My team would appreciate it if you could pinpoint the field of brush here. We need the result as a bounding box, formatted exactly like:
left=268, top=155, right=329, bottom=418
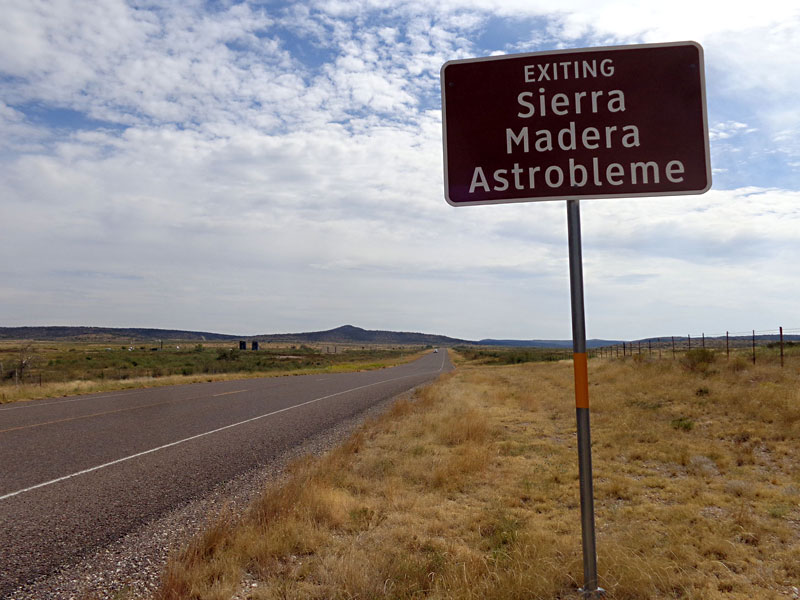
left=0, top=341, right=426, bottom=404
left=151, top=348, right=799, bottom=600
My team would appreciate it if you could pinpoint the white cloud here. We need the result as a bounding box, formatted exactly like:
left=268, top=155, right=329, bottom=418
left=1, top=0, right=799, bottom=339
left=709, top=121, right=754, bottom=141
left=0, top=101, right=51, bottom=152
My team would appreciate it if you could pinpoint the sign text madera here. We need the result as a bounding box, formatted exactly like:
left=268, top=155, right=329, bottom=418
left=441, top=42, right=710, bottom=205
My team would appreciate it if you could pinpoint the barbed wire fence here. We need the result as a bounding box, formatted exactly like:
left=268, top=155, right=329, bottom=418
left=592, top=326, right=800, bottom=367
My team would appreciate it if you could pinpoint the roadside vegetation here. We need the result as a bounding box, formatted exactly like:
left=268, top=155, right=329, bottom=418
left=152, top=348, right=800, bottom=600
left=452, top=345, right=572, bottom=364
left=0, top=342, right=426, bottom=404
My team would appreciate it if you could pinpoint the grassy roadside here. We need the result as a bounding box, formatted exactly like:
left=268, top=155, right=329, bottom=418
left=0, top=347, right=426, bottom=405
left=151, top=350, right=799, bottom=600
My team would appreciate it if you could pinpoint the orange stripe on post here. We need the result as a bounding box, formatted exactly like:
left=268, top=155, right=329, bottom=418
left=573, top=352, right=590, bottom=409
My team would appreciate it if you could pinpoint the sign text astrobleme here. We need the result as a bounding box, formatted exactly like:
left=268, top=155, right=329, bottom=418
left=441, top=42, right=711, bottom=206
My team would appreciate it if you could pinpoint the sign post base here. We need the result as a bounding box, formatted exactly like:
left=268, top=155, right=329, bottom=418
left=579, top=586, right=607, bottom=599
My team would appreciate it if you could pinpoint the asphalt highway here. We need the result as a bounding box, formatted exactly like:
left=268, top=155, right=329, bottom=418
left=0, top=350, right=452, bottom=595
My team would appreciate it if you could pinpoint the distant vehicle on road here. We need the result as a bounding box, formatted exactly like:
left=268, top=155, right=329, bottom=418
left=433, top=349, right=439, bottom=353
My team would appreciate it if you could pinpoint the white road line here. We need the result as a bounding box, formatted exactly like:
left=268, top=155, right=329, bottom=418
left=0, top=367, right=441, bottom=502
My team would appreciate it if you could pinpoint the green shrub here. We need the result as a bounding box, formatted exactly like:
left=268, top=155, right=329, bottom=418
left=681, top=348, right=715, bottom=373
left=729, top=356, right=748, bottom=372
left=216, top=349, right=240, bottom=361
left=671, top=417, right=695, bottom=431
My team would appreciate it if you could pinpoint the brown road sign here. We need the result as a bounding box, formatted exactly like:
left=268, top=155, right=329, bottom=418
left=441, top=41, right=711, bottom=206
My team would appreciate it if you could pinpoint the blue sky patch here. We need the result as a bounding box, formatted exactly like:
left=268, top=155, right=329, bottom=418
left=20, top=105, right=127, bottom=132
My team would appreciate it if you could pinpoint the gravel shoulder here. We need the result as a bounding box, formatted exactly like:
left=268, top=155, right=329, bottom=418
left=8, top=388, right=417, bottom=600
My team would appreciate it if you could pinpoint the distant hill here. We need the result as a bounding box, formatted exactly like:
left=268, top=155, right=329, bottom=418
left=480, top=334, right=800, bottom=348
left=0, top=325, right=468, bottom=346
left=639, top=334, right=800, bottom=343
left=9, top=325, right=783, bottom=349
left=254, top=325, right=469, bottom=346
left=0, top=326, right=238, bottom=342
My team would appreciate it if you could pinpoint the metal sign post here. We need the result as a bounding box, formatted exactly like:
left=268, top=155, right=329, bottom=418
left=440, top=41, right=710, bottom=596
left=567, top=199, right=603, bottom=596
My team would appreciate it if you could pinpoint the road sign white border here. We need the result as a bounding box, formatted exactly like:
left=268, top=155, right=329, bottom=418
left=440, top=41, right=712, bottom=207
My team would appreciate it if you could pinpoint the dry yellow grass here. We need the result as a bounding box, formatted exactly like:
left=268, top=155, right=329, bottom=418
left=154, top=351, right=800, bottom=600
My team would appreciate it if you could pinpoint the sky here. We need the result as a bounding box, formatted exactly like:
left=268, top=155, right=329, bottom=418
left=1, top=0, right=798, bottom=342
